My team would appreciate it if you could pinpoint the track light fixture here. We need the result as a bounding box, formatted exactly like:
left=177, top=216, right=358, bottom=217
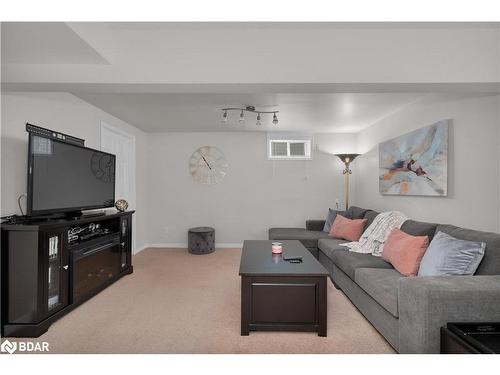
left=221, top=105, right=279, bottom=127
left=272, top=113, right=278, bottom=125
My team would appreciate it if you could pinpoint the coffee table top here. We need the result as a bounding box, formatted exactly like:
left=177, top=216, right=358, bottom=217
left=239, top=240, right=329, bottom=277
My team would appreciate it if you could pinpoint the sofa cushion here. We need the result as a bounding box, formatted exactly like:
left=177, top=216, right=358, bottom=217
left=347, top=206, right=370, bottom=219
left=268, top=228, right=329, bottom=249
left=306, top=220, right=327, bottom=231
left=418, top=231, right=486, bottom=276
left=363, top=210, right=380, bottom=229
left=318, top=239, right=393, bottom=280
left=436, top=224, right=500, bottom=275
left=330, top=215, right=367, bottom=241
left=355, top=268, right=403, bottom=318
left=400, top=220, right=438, bottom=241
left=323, top=209, right=347, bottom=233
left=318, top=238, right=350, bottom=257
left=382, top=228, right=429, bottom=276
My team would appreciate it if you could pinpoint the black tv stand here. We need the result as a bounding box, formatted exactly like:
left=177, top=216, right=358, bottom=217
left=5, top=212, right=70, bottom=223
left=1, top=210, right=135, bottom=337
left=3, top=210, right=108, bottom=224
left=66, top=210, right=106, bottom=220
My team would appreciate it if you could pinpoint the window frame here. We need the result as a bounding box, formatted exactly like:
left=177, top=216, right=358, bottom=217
left=267, top=134, right=313, bottom=160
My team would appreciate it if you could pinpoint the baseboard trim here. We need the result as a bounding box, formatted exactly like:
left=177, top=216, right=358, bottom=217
left=135, top=243, right=243, bottom=253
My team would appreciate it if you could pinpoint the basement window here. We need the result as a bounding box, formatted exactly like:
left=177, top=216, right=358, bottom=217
left=267, top=134, right=313, bottom=160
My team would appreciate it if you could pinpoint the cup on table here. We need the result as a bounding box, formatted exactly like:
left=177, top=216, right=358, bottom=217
left=271, top=242, right=283, bottom=254
left=272, top=253, right=282, bottom=264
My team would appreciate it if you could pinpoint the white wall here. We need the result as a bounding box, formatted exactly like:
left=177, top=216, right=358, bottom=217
left=0, top=92, right=149, bottom=251
left=354, top=94, right=500, bottom=232
left=2, top=92, right=498, bottom=253
left=497, top=30, right=500, bottom=231
left=145, top=132, right=356, bottom=246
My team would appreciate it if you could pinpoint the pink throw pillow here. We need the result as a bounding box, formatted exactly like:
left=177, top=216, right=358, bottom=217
left=329, top=215, right=367, bottom=242
left=382, top=228, right=429, bottom=276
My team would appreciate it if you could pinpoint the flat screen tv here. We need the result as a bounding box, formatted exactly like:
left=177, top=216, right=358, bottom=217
left=27, top=134, right=116, bottom=216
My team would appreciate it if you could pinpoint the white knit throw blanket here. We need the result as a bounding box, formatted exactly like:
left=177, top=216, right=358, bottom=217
left=339, top=211, right=408, bottom=257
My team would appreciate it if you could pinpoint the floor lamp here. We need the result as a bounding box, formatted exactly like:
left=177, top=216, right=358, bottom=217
left=335, top=153, right=360, bottom=210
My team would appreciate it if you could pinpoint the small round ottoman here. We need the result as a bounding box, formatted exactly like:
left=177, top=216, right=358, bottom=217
left=188, top=227, right=215, bottom=255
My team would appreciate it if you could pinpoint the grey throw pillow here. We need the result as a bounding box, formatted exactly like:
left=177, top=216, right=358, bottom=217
left=323, top=209, right=347, bottom=233
left=418, top=231, right=486, bottom=276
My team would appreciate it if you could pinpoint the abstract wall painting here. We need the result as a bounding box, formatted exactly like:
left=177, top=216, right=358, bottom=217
left=379, top=120, right=449, bottom=196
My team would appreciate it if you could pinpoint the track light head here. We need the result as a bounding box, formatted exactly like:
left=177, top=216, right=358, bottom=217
left=222, top=110, right=228, bottom=123
left=239, top=110, right=245, bottom=123
left=272, top=113, right=279, bottom=125
left=256, top=113, right=262, bottom=126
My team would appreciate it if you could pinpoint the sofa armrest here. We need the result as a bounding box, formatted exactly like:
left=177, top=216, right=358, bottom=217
left=398, top=275, right=500, bottom=353
left=306, top=220, right=326, bottom=232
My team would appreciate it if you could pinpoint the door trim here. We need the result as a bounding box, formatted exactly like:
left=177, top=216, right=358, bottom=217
left=100, top=121, right=137, bottom=252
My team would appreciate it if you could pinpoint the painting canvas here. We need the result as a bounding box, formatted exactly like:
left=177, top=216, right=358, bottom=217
left=379, top=120, right=448, bottom=196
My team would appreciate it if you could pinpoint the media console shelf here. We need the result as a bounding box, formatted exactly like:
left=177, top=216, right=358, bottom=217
left=1, top=210, right=134, bottom=337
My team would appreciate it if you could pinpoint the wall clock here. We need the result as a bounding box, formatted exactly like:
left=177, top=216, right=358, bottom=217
left=90, top=152, right=115, bottom=183
left=189, top=146, right=228, bottom=185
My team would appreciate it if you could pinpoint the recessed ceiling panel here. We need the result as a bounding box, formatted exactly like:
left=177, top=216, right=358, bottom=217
left=1, top=22, right=109, bottom=64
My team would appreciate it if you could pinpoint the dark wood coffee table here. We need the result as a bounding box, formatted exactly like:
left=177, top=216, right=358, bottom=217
left=239, top=240, right=329, bottom=336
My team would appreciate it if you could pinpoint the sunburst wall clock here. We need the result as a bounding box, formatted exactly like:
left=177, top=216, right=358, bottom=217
left=189, top=146, right=228, bottom=185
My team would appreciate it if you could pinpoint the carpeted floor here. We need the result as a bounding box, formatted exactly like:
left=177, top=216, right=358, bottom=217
left=7, top=248, right=395, bottom=354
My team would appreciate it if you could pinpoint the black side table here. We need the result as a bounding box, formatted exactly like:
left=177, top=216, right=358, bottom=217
left=441, top=323, right=500, bottom=353
left=188, top=227, right=215, bottom=254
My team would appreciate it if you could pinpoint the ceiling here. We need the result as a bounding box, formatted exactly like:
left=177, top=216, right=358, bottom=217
left=3, top=22, right=499, bottom=86
left=2, top=22, right=499, bottom=133
left=1, top=23, right=108, bottom=64
left=73, top=92, right=425, bottom=133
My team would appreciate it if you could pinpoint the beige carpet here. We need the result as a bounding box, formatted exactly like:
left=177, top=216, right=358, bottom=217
left=8, top=248, right=395, bottom=354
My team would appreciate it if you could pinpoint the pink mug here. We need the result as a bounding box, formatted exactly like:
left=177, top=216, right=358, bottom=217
left=271, top=242, right=283, bottom=254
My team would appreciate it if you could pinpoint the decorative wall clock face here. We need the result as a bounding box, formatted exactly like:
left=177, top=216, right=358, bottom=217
left=189, top=146, right=228, bottom=185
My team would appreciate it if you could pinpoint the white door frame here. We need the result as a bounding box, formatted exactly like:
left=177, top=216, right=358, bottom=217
left=100, top=121, right=137, bottom=252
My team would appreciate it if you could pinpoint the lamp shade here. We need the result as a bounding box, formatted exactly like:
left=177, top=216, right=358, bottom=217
left=335, top=153, right=360, bottom=164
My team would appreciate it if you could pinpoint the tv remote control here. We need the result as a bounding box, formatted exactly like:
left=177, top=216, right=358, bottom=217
left=283, top=255, right=303, bottom=261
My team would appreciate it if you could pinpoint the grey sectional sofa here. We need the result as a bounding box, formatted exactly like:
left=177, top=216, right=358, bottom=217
left=269, top=206, right=500, bottom=353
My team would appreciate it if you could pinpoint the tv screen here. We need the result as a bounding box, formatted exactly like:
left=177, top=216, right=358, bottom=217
left=27, top=134, right=116, bottom=216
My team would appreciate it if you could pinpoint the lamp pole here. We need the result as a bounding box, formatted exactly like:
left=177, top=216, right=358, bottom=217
left=335, top=154, right=360, bottom=210
left=344, top=164, right=351, bottom=210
